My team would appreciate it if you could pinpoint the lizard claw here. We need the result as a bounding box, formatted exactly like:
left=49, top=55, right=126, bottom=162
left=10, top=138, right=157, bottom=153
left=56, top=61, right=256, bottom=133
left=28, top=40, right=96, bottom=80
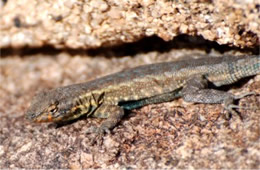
left=86, top=126, right=111, bottom=145
left=86, top=126, right=100, bottom=134
left=86, top=126, right=111, bottom=134
left=223, top=103, right=242, bottom=120
left=222, top=92, right=259, bottom=120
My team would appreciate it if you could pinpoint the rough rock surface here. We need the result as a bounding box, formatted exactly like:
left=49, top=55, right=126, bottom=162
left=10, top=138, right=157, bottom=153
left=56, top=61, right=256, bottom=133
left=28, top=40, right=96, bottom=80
left=0, top=0, right=260, bottom=169
left=0, top=0, right=259, bottom=49
left=0, top=41, right=260, bottom=168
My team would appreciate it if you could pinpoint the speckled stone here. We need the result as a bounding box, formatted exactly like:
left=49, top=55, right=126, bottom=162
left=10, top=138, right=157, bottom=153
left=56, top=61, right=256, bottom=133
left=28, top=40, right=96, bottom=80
left=0, top=46, right=260, bottom=168
left=0, top=0, right=259, bottom=49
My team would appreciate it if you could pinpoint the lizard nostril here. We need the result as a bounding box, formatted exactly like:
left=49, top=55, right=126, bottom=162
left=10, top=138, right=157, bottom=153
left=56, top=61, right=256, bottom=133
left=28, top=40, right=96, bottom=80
left=26, top=112, right=34, bottom=120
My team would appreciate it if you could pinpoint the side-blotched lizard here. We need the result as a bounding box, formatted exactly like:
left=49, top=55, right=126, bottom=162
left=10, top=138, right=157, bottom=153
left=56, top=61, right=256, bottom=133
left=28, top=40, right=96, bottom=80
left=26, top=55, right=260, bottom=134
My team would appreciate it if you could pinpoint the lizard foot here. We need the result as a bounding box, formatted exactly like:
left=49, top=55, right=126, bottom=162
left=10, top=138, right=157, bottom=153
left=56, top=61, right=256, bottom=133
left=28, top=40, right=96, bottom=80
left=223, top=92, right=259, bottom=120
left=86, top=126, right=111, bottom=145
left=86, top=126, right=111, bottom=134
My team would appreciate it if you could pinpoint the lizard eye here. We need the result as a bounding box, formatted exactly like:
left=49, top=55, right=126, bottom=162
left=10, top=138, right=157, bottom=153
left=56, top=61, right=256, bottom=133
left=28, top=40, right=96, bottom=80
left=48, top=101, right=59, bottom=114
left=49, top=107, right=58, bottom=114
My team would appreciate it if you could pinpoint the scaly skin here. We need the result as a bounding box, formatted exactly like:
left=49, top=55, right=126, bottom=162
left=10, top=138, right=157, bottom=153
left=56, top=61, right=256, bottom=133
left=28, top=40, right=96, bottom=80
left=26, top=55, right=260, bottom=133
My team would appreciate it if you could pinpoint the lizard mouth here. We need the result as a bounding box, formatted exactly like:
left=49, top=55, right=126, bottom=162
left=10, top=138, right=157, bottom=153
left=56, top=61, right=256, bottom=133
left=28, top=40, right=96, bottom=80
left=26, top=110, right=52, bottom=123
left=28, top=111, right=66, bottom=123
left=25, top=110, right=38, bottom=121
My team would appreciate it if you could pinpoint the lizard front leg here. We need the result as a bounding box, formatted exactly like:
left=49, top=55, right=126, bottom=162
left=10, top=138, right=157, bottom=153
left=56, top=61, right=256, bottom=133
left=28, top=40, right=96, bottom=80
left=86, top=104, right=125, bottom=134
left=181, top=75, right=253, bottom=118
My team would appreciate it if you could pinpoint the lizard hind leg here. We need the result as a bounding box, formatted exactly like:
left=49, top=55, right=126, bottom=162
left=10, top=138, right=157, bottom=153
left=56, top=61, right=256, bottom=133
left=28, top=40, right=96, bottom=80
left=181, top=75, right=257, bottom=119
left=181, top=75, right=231, bottom=104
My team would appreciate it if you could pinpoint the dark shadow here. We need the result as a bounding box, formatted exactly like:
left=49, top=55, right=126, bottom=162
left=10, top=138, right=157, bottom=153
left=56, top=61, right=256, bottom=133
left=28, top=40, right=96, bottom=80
left=1, top=35, right=259, bottom=58
left=53, top=109, right=133, bottom=129
left=53, top=114, right=90, bottom=129
left=87, top=35, right=260, bottom=57
left=208, top=75, right=255, bottom=91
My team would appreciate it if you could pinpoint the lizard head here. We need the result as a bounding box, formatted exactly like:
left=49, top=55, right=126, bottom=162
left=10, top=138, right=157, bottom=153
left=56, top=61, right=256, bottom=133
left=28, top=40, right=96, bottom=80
left=26, top=87, right=104, bottom=123
left=26, top=88, right=75, bottom=123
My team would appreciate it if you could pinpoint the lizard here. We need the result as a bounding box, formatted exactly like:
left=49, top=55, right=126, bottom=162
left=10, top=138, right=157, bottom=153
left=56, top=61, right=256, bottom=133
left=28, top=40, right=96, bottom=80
left=26, top=55, right=260, bottom=134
